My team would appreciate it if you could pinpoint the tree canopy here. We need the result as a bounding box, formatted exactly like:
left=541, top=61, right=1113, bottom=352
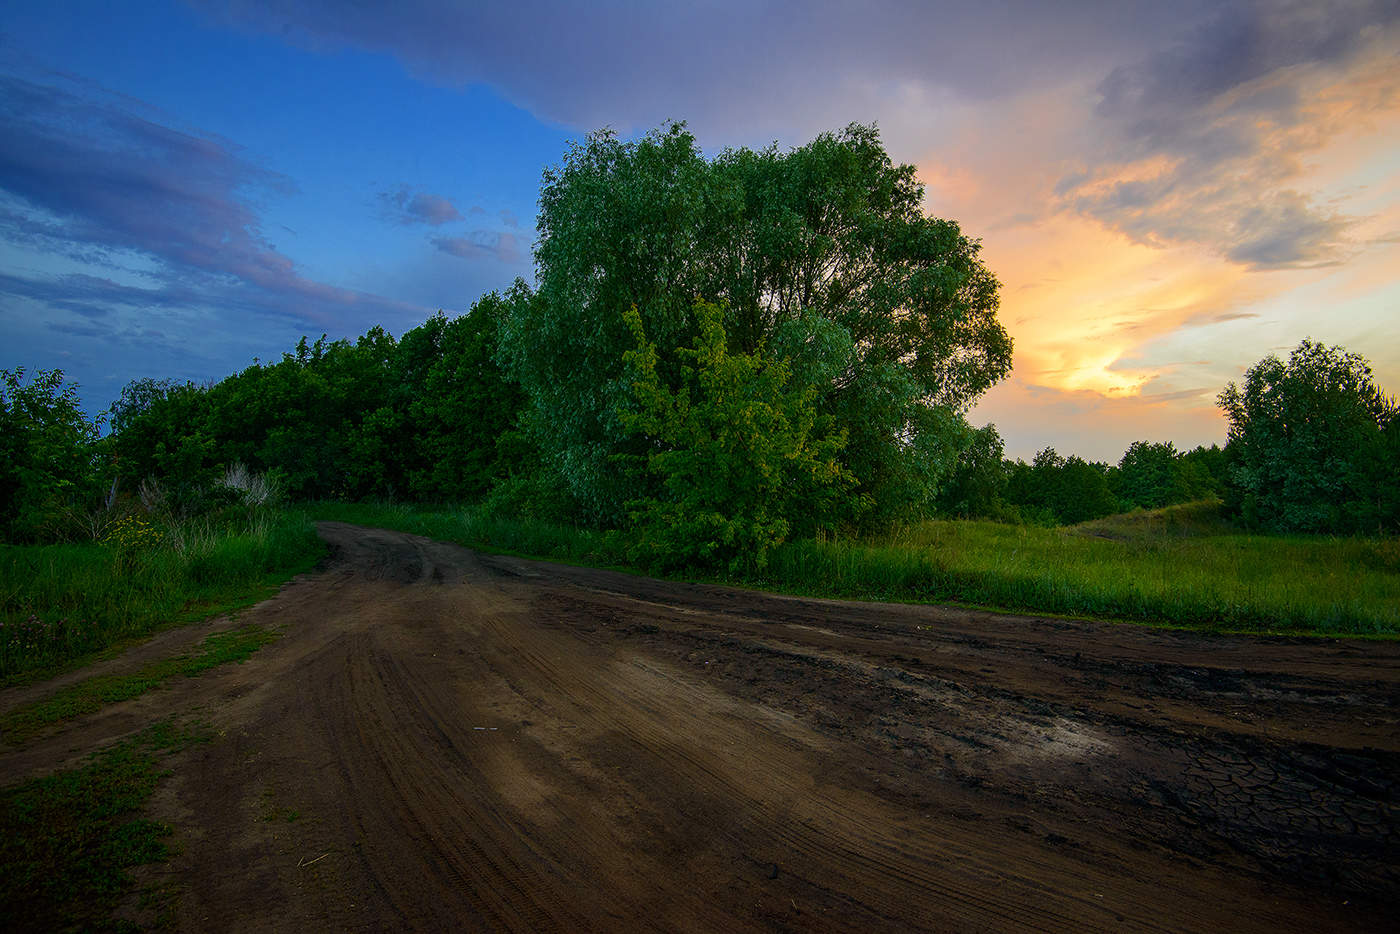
left=1218, top=339, right=1398, bottom=533
left=499, top=121, right=1012, bottom=529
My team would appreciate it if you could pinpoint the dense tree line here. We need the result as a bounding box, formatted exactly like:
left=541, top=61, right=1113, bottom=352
left=934, top=427, right=1229, bottom=527
left=4, top=120, right=1395, bottom=555
left=104, top=293, right=521, bottom=509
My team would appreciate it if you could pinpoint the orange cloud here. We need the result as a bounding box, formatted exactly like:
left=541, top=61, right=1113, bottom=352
left=909, top=32, right=1400, bottom=460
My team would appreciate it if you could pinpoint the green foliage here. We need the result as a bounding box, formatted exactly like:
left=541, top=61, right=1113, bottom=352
left=0, top=510, right=322, bottom=680
left=500, top=121, right=1011, bottom=526
left=616, top=302, right=855, bottom=572
left=935, top=423, right=1008, bottom=518
left=402, top=292, right=525, bottom=501
left=0, top=368, right=103, bottom=542
left=1218, top=339, right=1399, bottom=533
left=764, top=512, right=1398, bottom=635
left=107, top=296, right=525, bottom=505
left=1115, top=441, right=1223, bottom=511
left=1004, top=448, right=1119, bottom=526
left=0, top=719, right=210, bottom=933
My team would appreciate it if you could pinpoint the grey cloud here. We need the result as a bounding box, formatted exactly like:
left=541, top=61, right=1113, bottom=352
left=0, top=72, right=421, bottom=330
left=47, top=320, right=112, bottom=338
left=432, top=231, right=522, bottom=265
left=1096, top=0, right=1397, bottom=125
left=1225, top=192, right=1350, bottom=267
left=58, top=303, right=110, bottom=319
left=194, top=0, right=1215, bottom=140
left=1138, top=387, right=1212, bottom=404
left=1060, top=0, right=1399, bottom=269
left=381, top=186, right=463, bottom=225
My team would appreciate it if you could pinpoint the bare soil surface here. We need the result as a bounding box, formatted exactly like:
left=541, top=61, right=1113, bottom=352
left=3, top=522, right=1398, bottom=932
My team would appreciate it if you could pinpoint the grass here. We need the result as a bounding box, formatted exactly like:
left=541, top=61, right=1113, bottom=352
left=0, top=509, right=323, bottom=682
left=308, top=500, right=1398, bottom=637
left=0, top=718, right=211, bottom=933
left=761, top=503, right=1399, bottom=636
left=0, top=625, right=278, bottom=746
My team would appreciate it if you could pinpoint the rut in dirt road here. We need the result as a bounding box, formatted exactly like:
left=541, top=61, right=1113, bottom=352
left=4, top=521, right=1397, bottom=932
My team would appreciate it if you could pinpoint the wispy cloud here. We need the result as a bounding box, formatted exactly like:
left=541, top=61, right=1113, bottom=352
left=431, top=231, right=522, bottom=265
left=0, top=71, right=419, bottom=329
left=1058, top=1, right=1400, bottom=269
left=380, top=186, right=463, bottom=225
left=194, top=0, right=1209, bottom=138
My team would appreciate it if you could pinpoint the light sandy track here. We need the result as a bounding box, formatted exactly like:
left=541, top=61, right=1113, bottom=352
left=3, top=521, right=1396, bottom=931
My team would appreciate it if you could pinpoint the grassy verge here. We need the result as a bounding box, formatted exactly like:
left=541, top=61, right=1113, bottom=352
left=0, top=625, right=278, bottom=746
left=0, top=510, right=323, bottom=682
left=0, top=718, right=211, bottom=933
left=761, top=507, right=1399, bottom=636
left=308, top=501, right=1398, bottom=636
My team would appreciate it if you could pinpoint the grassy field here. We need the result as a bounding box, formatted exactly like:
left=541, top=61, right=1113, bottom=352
left=309, top=500, right=1398, bottom=636
left=0, top=718, right=210, bottom=933
left=0, top=511, right=324, bottom=682
left=764, top=504, right=1399, bottom=635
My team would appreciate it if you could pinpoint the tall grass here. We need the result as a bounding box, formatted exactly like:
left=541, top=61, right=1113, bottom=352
left=0, top=511, right=324, bottom=680
left=309, top=500, right=1397, bottom=637
left=762, top=504, right=1399, bottom=635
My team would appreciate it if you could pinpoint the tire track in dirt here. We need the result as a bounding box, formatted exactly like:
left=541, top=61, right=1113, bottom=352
left=3, top=521, right=1395, bottom=932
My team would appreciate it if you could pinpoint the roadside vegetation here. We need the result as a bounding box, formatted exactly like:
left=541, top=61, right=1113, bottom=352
left=310, top=500, right=1397, bottom=636
left=0, top=509, right=320, bottom=682
left=1, top=625, right=278, bottom=745
left=0, top=374, right=323, bottom=680
left=768, top=507, right=1399, bottom=635
left=0, top=718, right=210, bottom=933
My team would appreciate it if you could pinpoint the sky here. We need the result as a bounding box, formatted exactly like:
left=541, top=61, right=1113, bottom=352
left=2, top=0, right=1397, bottom=462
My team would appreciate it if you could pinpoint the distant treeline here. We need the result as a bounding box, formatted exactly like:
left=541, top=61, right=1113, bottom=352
left=939, top=431, right=1228, bottom=527
left=4, top=122, right=1397, bottom=564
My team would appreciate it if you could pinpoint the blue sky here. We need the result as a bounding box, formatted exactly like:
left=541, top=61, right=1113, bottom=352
left=2, top=0, right=560, bottom=410
left=3, top=1, right=1398, bottom=461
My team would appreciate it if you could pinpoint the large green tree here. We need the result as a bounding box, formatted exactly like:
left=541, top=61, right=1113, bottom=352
left=499, top=121, right=1012, bottom=526
left=1218, top=339, right=1398, bottom=533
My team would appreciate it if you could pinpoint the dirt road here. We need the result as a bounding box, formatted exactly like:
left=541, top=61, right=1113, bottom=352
left=4, top=522, right=1398, bottom=931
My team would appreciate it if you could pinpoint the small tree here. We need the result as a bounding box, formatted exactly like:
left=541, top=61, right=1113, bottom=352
left=935, top=423, right=1007, bottom=518
left=616, top=301, right=855, bottom=572
left=1116, top=440, right=1191, bottom=510
left=1218, top=339, right=1398, bottom=533
left=0, top=368, right=101, bottom=541
left=1004, top=447, right=1118, bottom=525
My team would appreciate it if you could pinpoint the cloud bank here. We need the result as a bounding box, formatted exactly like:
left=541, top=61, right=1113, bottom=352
left=0, top=70, right=419, bottom=335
